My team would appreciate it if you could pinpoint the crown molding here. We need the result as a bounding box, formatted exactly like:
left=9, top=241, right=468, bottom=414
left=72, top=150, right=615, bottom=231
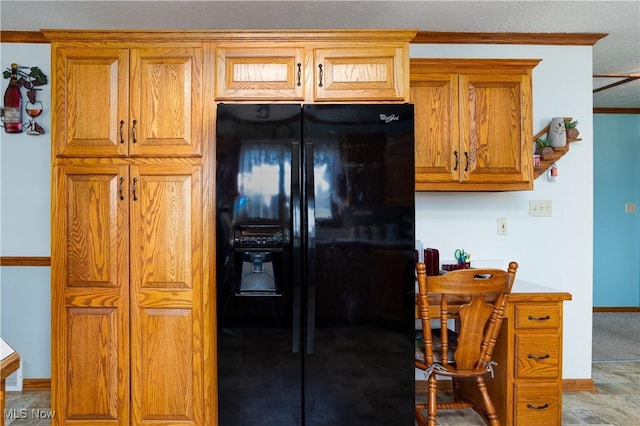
left=412, top=31, right=607, bottom=46
left=1, top=30, right=608, bottom=46
left=0, top=31, right=49, bottom=43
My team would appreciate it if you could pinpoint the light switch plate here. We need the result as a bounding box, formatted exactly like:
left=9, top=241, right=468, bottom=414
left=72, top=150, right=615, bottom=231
left=529, top=200, right=552, bottom=217
left=497, top=218, right=508, bottom=235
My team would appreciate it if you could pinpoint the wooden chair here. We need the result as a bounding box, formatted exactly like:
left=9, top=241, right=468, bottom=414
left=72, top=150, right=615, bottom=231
left=414, top=261, right=518, bottom=426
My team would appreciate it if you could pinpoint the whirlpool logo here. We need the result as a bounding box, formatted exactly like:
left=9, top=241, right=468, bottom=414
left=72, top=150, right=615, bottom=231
left=378, top=114, right=400, bottom=123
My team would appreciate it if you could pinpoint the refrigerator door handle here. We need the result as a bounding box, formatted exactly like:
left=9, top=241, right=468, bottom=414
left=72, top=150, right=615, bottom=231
left=291, top=141, right=302, bottom=354
left=305, top=141, right=317, bottom=354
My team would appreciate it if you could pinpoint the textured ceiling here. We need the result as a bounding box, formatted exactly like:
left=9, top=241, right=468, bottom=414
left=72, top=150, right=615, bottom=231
left=1, top=1, right=639, bottom=108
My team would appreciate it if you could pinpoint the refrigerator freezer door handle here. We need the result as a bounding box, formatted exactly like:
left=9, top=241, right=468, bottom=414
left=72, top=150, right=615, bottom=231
left=291, top=141, right=302, bottom=353
left=305, top=141, right=317, bottom=354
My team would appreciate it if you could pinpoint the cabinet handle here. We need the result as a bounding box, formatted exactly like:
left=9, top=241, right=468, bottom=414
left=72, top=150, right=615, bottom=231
left=132, top=177, right=138, bottom=201
left=464, top=151, right=469, bottom=171
left=297, top=63, right=302, bottom=87
left=318, top=64, right=323, bottom=88
left=118, top=176, right=125, bottom=200
left=528, top=315, right=551, bottom=321
left=132, top=119, right=137, bottom=143
left=527, top=353, right=551, bottom=360
left=526, top=403, right=550, bottom=410
left=119, top=120, right=125, bottom=144
left=453, top=151, right=459, bottom=171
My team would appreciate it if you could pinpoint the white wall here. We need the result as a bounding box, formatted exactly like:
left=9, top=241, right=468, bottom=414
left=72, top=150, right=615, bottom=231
left=411, top=44, right=594, bottom=380
left=0, top=41, right=595, bottom=381
left=0, top=42, right=52, bottom=378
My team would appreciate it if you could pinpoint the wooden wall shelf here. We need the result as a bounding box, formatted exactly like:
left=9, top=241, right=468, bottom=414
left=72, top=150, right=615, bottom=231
left=533, top=117, right=581, bottom=180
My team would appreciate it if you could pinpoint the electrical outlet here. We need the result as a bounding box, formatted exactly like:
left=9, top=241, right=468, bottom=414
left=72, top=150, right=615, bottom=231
left=625, top=203, right=636, bottom=214
left=529, top=200, right=552, bottom=217
left=497, top=218, right=508, bottom=235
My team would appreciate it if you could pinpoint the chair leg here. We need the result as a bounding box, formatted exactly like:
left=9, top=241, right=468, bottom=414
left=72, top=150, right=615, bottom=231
left=475, top=375, right=500, bottom=426
left=451, top=377, right=463, bottom=402
left=414, top=406, right=427, bottom=426
left=427, top=375, right=438, bottom=426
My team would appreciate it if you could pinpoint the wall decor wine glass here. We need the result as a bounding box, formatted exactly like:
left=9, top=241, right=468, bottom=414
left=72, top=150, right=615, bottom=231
left=25, top=98, right=44, bottom=135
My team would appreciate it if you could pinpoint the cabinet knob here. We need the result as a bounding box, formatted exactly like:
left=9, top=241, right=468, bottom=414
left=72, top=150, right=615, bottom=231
left=318, top=64, right=323, bottom=88
left=297, top=63, right=302, bottom=87
left=453, top=151, right=459, bottom=171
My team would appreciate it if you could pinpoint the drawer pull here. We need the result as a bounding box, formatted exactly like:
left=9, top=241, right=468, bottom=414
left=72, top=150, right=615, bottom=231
left=526, top=403, right=550, bottom=410
left=528, top=315, right=551, bottom=321
left=527, top=353, right=550, bottom=360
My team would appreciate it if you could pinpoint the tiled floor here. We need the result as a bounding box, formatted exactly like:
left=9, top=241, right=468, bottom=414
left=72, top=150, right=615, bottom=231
left=4, top=362, right=639, bottom=425
left=4, top=390, right=51, bottom=426
left=414, top=362, right=640, bottom=425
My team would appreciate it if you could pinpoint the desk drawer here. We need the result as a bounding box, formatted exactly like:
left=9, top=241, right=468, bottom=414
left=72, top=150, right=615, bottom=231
left=515, top=334, right=560, bottom=378
left=515, top=383, right=560, bottom=425
left=514, top=303, right=560, bottom=329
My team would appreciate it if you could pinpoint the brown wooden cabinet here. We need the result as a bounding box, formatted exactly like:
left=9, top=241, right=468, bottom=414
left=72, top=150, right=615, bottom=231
left=51, top=160, right=205, bottom=426
left=454, top=289, right=570, bottom=425
left=486, top=294, right=569, bottom=425
left=214, top=31, right=414, bottom=102
left=215, top=46, right=305, bottom=100
left=410, top=59, right=540, bottom=191
left=51, top=162, right=131, bottom=425
left=46, top=29, right=415, bottom=426
left=52, top=43, right=203, bottom=157
left=507, top=301, right=565, bottom=425
left=313, top=46, right=406, bottom=101
left=46, top=30, right=214, bottom=426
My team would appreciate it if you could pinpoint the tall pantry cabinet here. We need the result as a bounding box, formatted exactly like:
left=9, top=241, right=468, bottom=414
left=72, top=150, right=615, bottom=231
left=46, top=31, right=215, bottom=426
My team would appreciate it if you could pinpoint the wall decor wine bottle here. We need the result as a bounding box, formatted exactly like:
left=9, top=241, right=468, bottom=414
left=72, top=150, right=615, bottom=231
left=3, top=63, right=23, bottom=133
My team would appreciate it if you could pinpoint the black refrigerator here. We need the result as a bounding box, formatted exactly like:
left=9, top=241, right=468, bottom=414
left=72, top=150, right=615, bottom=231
left=216, top=103, right=415, bottom=425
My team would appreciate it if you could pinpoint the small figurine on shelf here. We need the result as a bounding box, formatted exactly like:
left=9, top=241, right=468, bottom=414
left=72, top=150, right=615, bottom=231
left=549, top=117, right=567, bottom=147
left=564, top=119, right=580, bottom=139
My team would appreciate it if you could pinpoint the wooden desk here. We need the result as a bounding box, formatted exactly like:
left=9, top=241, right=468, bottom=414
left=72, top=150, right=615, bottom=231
left=417, top=280, right=572, bottom=426
left=1, top=339, right=21, bottom=426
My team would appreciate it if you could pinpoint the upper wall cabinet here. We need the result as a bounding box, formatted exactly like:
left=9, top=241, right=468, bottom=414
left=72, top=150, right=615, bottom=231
left=313, top=46, right=405, bottom=101
left=410, top=59, right=541, bottom=191
left=214, top=30, right=415, bottom=102
left=215, top=46, right=305, bottom=100
left=51, top=43, right=203, bottom=157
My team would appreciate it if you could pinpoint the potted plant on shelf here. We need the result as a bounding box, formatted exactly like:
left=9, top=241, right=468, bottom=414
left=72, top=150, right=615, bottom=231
left=536, top=137, right=554, bottom=160
left=564, top=119, right=580, bottom=139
